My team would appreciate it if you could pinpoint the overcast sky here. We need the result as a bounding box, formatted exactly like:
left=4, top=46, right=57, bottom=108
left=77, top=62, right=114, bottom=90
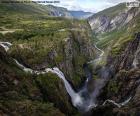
left=33, top=0, right=136, bottom=12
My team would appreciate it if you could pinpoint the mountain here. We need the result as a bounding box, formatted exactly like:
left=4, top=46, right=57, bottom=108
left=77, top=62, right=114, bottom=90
left=0, top=1, right=73, bottom=18
left=88, top=3, right=140, bottom=116
left=46, top=5, right=73, bottom=18
left=0, top=1, right=97, bottom=115
left=70, top=11, right=93, bottom=19
left=45, top=5, right=93, bottom=19
left=0, top=1, right=140, bottom=116
left=0, top=0, right=92, bottom=19
left=88, top=3, right=127, bottom=33
left=88, top=3, right=140, bottom=48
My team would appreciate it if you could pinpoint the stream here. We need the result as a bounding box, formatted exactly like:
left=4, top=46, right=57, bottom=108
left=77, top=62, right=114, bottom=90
left=88, top=44, right=104, bottom=64
left=0, top=41, right=132, bottom=112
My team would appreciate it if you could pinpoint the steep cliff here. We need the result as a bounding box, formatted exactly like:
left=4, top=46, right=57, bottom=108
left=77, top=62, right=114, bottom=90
left=87, top=2, right=140, bottom=115
left=92, top=32, right=140, bottom=116
left=88, top=3, right=140, bottom=49
left=89, top=3, right=140, bottom=34
left=0, top=45, right=68, bottom=115
left=0, top=2, right=99, bottom=115
left=7, top=19, right=96, bottom=88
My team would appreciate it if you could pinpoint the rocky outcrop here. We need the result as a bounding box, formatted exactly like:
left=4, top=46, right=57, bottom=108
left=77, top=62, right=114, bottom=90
left=9, top=24, right=97, bottom=88
left=47, top=5, right=73, bottom=18
left=88, top=3, right=140, bottom=34
left=0, top=45, right=74, bottom=115
left=107, top=33, right=140, bottom=72
left=59, top=30, right=96, bottom=87
left=95, top=33, right=140, bottom=115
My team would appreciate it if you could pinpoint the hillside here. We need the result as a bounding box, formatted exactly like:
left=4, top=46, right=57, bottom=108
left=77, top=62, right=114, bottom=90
left=0, top=1, right=140, bottom=116
left=70, top=11, right=93, bottom=19
left=0, top=1, right=97, bottom=115
left=88, top=3, right=140, bottom=50
left=0, top=1, right=93, bottom=19
left=88, top=3, right=140, bottom=116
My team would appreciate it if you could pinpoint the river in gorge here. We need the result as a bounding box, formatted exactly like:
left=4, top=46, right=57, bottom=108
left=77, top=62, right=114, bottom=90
left=0, top=41, right=132, bottom=112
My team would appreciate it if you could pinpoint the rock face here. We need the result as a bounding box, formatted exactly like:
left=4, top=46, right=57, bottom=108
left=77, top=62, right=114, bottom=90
left=59, top=30, right=96, bottom=87
left=95, top=33, right=140, bottom=115
left=88, top=3, right=140, bottom=34
left=69, top=11, right=93, bottom=19
left=9, top=22, right=97, bottom=88
left=107, top=33, right=140, bottom=72
left=88, top=3, right=140, bottom=115
left=0, top=41, right=81, bottom=115
left=47, top=5, right=93, bottom=19
left=47, top=5, right=73, bottom=18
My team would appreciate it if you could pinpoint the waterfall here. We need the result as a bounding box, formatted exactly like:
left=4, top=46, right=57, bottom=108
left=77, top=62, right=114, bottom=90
left=0, top=41, right=132, bottom=112
left=0, top=42, right=12, bottom=51
left=45, top=68, right=83, bottom=107
left=132, top=49, right=140, bottom=68
left=14, top=59, right=34, bottom=73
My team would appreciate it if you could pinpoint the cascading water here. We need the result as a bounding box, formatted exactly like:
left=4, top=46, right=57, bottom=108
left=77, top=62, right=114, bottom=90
left=45, top=68, right=84, bottom=108
left=0, top=42, right=12, bottom=51
left=0, top=41, right=132, bottom=112
left=132, top=49, right=140, bottom=68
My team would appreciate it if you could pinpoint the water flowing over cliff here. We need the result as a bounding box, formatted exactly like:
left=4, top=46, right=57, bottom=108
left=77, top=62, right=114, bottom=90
left=0, top=2, right=140, bottom=116
left=0, top=41, right=132, bottom=114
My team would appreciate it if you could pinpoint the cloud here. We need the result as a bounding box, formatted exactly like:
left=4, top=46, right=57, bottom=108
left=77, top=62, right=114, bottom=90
left=105, top=0, right=136, bottom=3
left=34, top=0, right=137, bottom=12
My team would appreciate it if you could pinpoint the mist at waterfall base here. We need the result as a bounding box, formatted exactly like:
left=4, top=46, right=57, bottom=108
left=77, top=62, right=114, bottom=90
left=76, top=65, right=112, bottom=112
left=0, top=42, right=114, bottom=112
left=48, top=65, right=113, bottom=112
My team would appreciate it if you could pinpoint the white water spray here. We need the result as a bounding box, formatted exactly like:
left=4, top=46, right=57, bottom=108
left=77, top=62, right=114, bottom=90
left=45, top=68, right=84, bottom=107
left=0, top=41, right=132, bottom=112
left=132, top=48, right=140, bottom=68
left=0, top=42, right=12, bottom=51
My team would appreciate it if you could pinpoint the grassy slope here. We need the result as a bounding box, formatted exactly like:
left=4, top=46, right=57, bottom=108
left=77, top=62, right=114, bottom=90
left=0, top=2, right=93, bottom=115
left=0, top=1, right=94, bottom=87
left=0, top=46, right=66, bottom=116
left=89, top=3, right=126, bottom=19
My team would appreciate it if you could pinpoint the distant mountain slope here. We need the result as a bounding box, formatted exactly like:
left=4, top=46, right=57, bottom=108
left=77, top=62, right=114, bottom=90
left=88, top=3, right=140, bottom=116
left=0, top=1, right=92, bottom=19
left=0, top=1, right=72, bottom=18
left=0, top=2, right=96, bottom=115
left=46, top=5, right=72, bottom=18
left=88, top=3, right=128, bottom=34
left=70, top=11, right=93, bottom=19
left=88, top=3, right=140, bottom=49
left=44, top=5, right=93, bottom=19
left=0, top=1, right=50, bottom=15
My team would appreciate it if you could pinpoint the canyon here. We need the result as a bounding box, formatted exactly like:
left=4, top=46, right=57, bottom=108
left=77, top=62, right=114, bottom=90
left=0, top=2, right=140, bottom=116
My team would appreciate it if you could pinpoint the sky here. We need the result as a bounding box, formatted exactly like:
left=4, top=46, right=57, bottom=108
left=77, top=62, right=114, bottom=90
left=33, top=0, right=136, bottom=12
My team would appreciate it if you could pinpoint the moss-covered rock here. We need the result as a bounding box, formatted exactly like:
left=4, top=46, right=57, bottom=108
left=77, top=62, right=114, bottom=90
left=0, top=47, right=66, bottom=115
left=36, top=73, right=76, bottom=115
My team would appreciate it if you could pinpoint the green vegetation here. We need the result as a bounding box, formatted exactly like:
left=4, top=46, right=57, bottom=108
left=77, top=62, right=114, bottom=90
left=91, top=3, right=126, bottom=19
left=90, top=3, right=140, bottom=58
left=95, top=12, right=140, bottom=56
left=0, top=47, right=65, bottom=115
left=107, top=80, right=120, bottom=94
left=0, top=2, right=95, bottom=115
left=36, top=73, right=76, bottom=115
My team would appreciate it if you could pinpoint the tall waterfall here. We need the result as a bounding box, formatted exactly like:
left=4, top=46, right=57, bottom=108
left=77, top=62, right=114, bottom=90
left=46, top=68, right=84, bottom=108
left=0, top=41, right=131, bottom=112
